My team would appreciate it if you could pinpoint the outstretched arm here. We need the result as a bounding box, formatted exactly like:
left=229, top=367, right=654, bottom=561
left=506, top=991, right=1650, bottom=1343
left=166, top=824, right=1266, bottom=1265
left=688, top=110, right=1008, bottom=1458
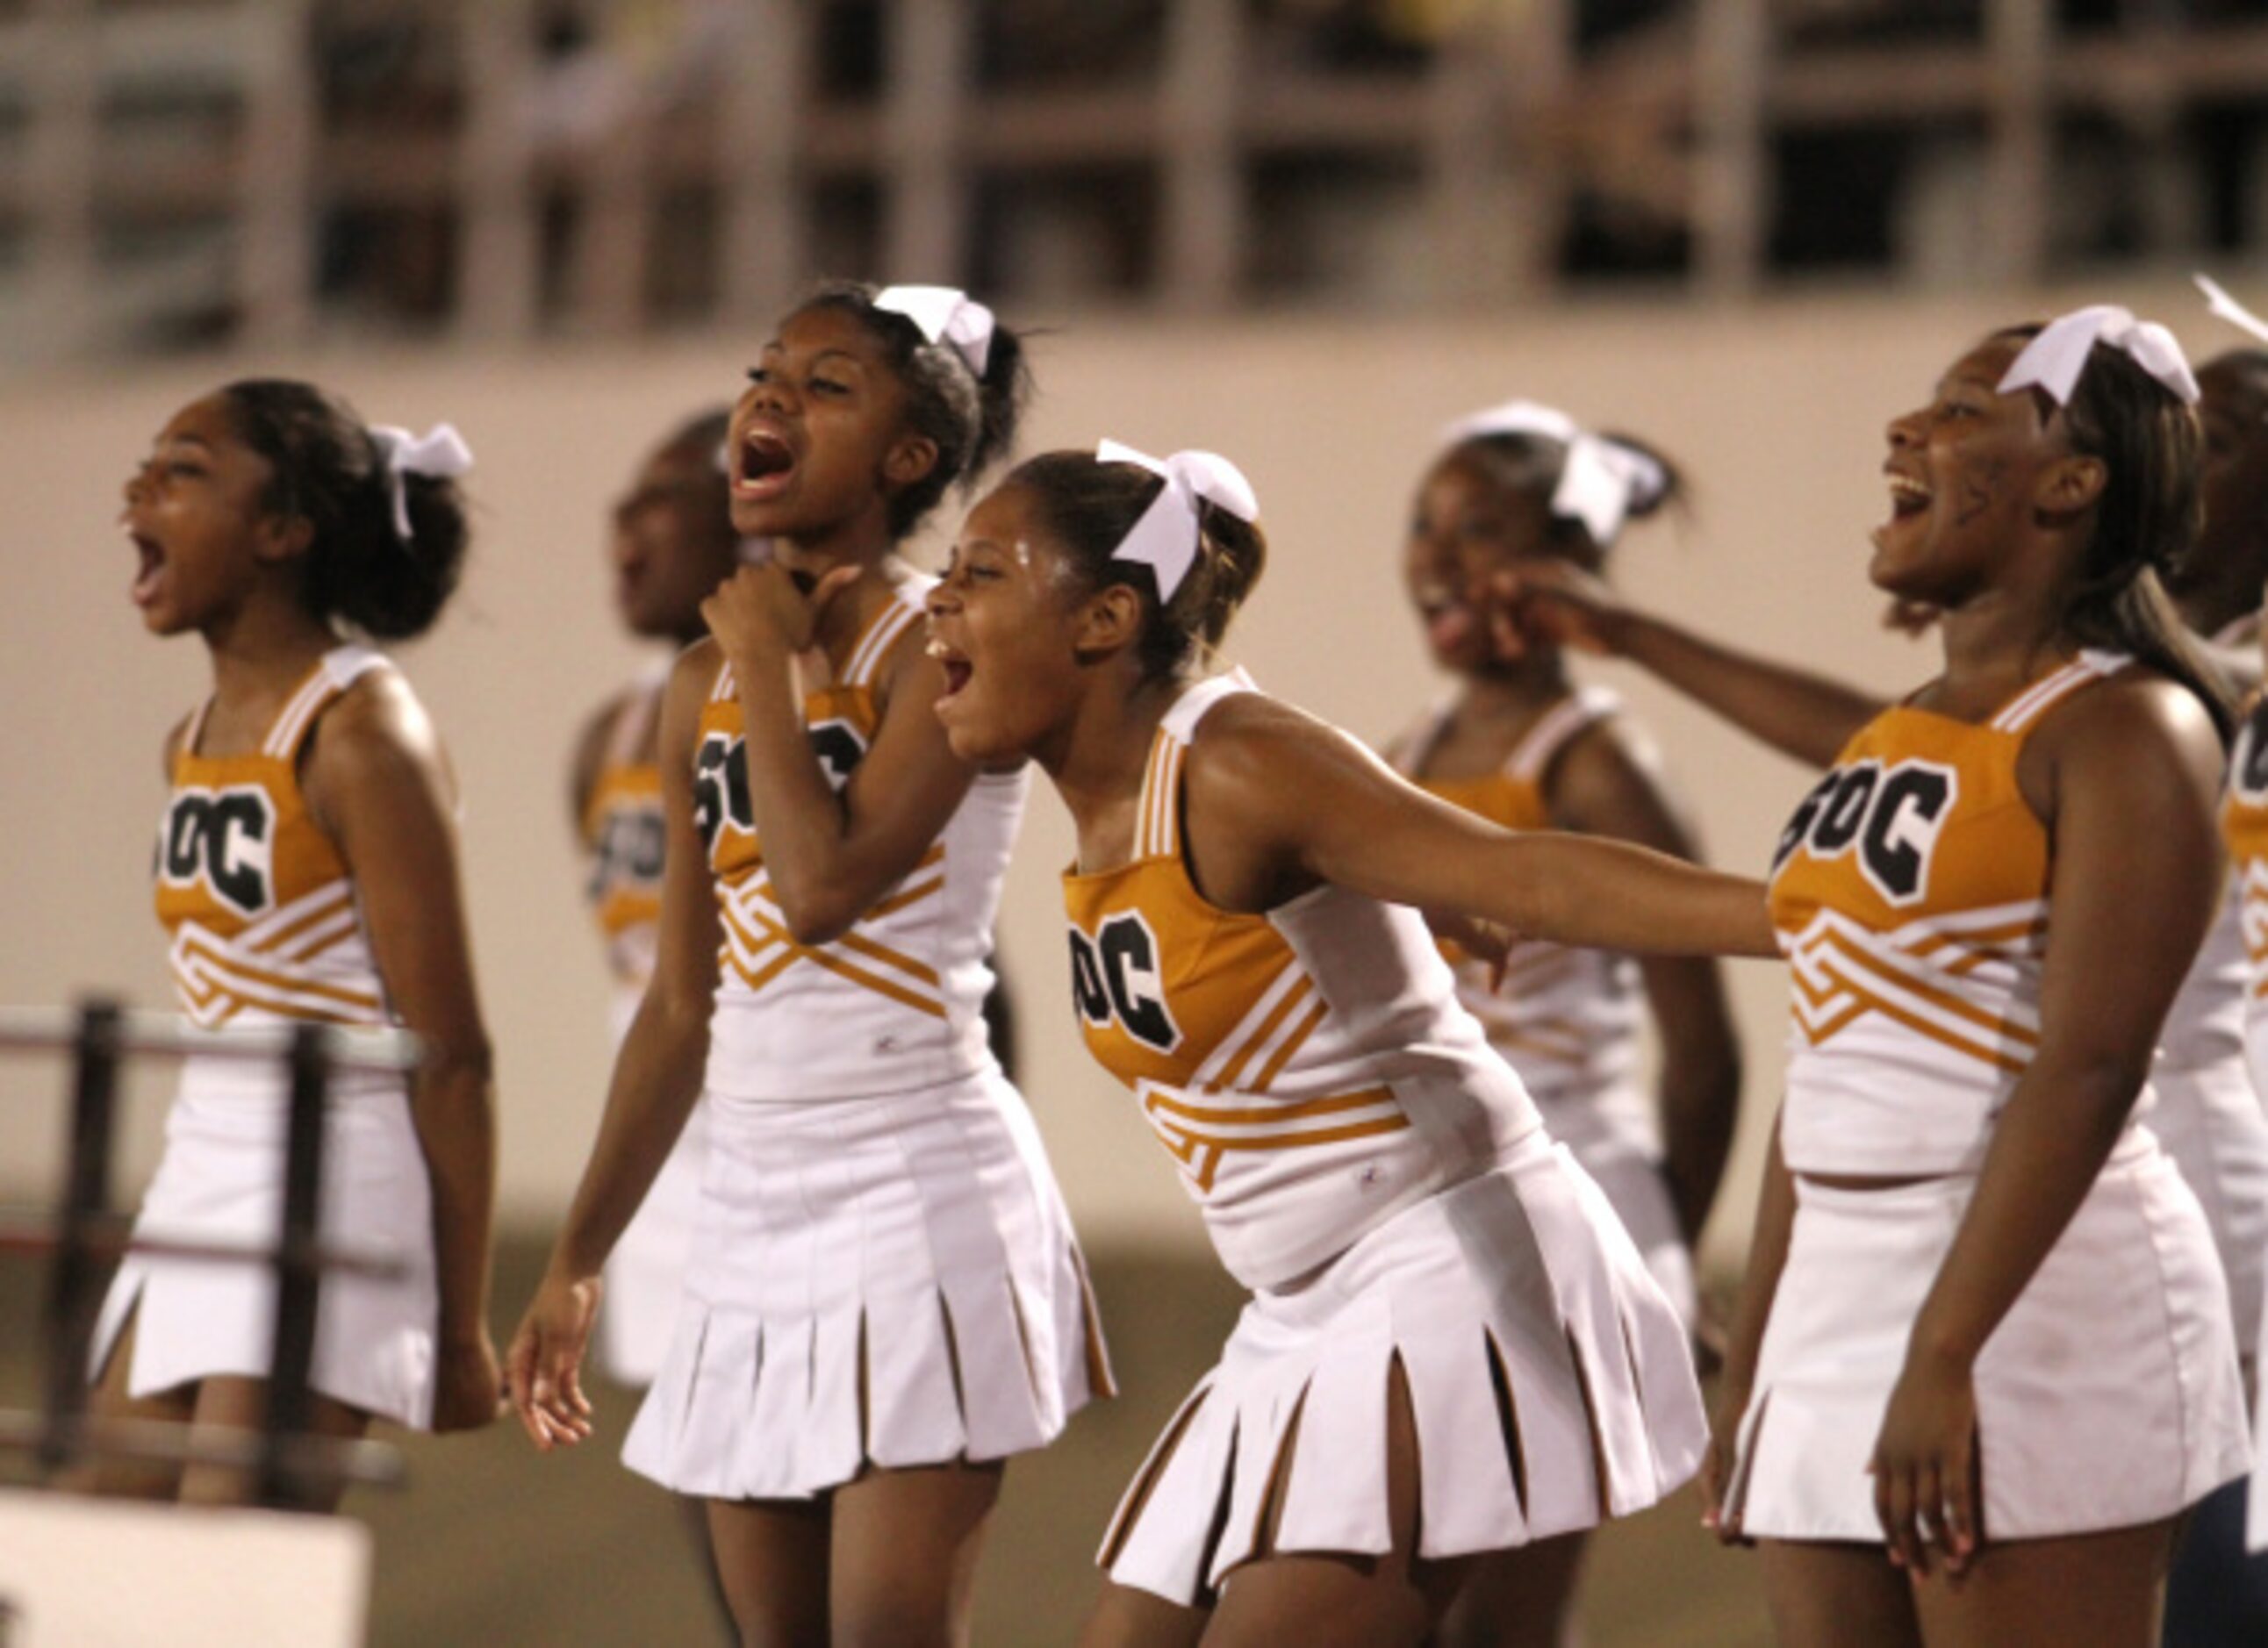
left=1511, top=562, right=1887, bottom=768
left=1181, top=695, right=1780, bottom=959
left=1867, top=677, right=2226, bottom=1575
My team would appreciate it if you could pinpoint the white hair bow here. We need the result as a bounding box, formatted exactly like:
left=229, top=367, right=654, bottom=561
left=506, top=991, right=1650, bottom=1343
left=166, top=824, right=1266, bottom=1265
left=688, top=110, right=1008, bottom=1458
left=1997, top=305, right=2200, bottom=408
left=369, top=423, right=474, bottom=543
left=1097, top=439, right=1260, bottom=603
left=874, top=284, right=995, bottom=376
left=2195, top=272, right=2268, bottom=348
left=1437, top=399, right=1669, bottom=547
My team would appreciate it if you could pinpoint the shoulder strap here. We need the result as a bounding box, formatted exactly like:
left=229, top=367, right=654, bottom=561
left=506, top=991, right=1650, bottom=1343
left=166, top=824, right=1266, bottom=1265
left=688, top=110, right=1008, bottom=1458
left=606, top=671, right=669, bottom=767
left=178, top=699, right=214, bottom=762
left=1136, top=672, right=1254, bottom=860
left=710, top=655, right=736, bottom=702
left=1988, top=650, right=2130, bottom=735
left=1508, top=685, right=1620, bottom=783
left=1386, top=699, right=1455, bottom=777
left=844, top=580, right=933, bottom=691
left=261, top=645, right=389, bottom=760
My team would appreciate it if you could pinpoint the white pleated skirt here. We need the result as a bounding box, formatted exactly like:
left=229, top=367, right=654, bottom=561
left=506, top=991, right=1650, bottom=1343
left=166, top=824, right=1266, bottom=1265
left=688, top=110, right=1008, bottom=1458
left=1099, top=1129, right=1706, bottom=1606
left=1726, top=1135, right=2249, bottom=1544
left=598, top=1099, right=710, bottom=1388
left=621, top=1065, right=1110, bottom=1500
left=1534, top=1091, right=1694, bottom=1331
left=2149, top=1058, right=2268, bottom=1359
left=88, top=1065, right=440, bottom=1430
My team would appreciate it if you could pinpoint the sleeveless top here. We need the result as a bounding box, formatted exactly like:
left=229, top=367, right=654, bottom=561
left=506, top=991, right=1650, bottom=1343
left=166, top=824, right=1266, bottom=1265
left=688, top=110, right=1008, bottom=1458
left=1769, top=650, right=2136, bottom=1175
left=1392, top=687, right=1649, bottom=1150
left=696, top=577, right=1026, bottom=1100
left=157, top=646, right=398, bottom=1106
left=1063, top=673, right=1542, bottom=1290
left=581, top=670, right=667, bottom=1037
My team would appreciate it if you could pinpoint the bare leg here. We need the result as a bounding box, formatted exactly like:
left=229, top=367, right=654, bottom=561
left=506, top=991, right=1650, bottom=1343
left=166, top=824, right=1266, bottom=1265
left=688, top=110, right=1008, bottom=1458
left=828, top=1459, right=1004, bottom=1648
left=1909, top=1519, right=2175, bottom=1648
left=1757, top=1540, right=1922, bottom=1648
left=707, top=1494, right=830, bottom=1648
left=1432, top=1531, right=1590, bottom=1648
left=176, top=1375, right=371, bottom=1511
left=51, top=1309, right=195, bottom=1501
left=1200, top=1358, right=1471, bottom=1647
left=1080, top=1582, right=1211, bottom=1648
left=675, top=1492, right=738, bottom=1644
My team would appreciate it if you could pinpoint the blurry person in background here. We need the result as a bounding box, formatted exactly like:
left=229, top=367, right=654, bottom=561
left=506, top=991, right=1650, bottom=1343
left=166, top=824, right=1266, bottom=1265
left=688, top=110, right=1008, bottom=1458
left=72, top=381, right=500, bottom=1507
left=567, top=406, right=741, bottom=1630
left=1385, top=402, right=1744, bottom=1647
left=568, top=406, right=738, bottom=1397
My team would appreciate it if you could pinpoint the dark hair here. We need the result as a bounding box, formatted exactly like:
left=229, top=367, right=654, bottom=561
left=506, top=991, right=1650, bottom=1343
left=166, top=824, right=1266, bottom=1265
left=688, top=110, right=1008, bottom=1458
left=1444, top=425, right=1684, bottom=559
left=219, top=379, right=470, bottom=641
left=1005, top=448, right=1267, bottom=680
left=793, top=281, right=1033, bottom=537
left=2203, top=347, right=2268, bottom=391
left=1996, top=325, right=2236, bottom=742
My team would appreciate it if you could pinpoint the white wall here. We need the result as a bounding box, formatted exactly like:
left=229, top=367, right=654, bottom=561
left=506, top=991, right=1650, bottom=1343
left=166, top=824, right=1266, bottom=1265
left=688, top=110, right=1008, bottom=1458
left=0, top=280, right=2217, bottom=1268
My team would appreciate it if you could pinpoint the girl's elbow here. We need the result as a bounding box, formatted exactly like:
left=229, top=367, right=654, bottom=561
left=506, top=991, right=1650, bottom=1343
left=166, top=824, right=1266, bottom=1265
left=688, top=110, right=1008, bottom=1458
left=775, top=887, right=858, bottom=946
left=415, top=1032, right=494, bottom=1091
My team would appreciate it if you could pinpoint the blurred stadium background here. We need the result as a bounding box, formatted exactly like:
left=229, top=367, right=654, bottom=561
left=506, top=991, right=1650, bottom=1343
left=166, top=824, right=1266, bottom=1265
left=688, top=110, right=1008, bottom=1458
left=3, top=3, right=2266, bottom=1644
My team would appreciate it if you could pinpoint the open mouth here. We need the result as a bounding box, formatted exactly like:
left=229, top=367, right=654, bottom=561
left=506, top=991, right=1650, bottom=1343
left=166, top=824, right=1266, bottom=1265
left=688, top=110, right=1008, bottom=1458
left=1886, top=472, right=1933, bottom=520
left=1414, top=587, right=1477, bottom=653
left=129, top=530, right=166, bottom=606
left=735, top=429, right=797, bottom=498
left=926, top=636, right=974, bottom=699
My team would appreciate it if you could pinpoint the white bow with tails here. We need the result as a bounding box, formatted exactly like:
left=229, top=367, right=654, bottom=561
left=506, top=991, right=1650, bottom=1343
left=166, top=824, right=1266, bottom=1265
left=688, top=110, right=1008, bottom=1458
left=370, top=423, right=475, bottom=543
left=1097, top=439, right=1261, bottom=603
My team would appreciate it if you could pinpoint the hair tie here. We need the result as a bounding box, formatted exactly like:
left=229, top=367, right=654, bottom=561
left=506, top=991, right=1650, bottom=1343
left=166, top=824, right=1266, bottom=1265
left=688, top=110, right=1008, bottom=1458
left=1096, top=439, right=1260, bottom=603
left=873, top=284, right=994, bottom=376
left=369, top=423, right=474, bottom=543
left=1997, top=305, right=2200, bottom=407
left=1437, top=399, right=1668, bottom=547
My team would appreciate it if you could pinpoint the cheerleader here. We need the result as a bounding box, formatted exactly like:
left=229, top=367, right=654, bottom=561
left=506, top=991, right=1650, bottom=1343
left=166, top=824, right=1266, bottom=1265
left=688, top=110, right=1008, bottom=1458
left=922, top=441, right=1772, bottom=1642
left=568, top=406, right=738, bottom=1388
left=1504, top=348, right=2268, bottom=1415
left=1386, top=403, right=1742, bottom=1646
left=1667, top=310, right=2244, bottom=1646
left=78, top=381, right=499, bottom=1507
left=509, top=283, right=1106, bottom=1646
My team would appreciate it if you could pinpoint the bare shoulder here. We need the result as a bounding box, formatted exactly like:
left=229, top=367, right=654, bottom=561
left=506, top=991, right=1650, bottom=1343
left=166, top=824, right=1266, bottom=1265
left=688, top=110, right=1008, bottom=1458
left=2032, top=669, right=2222, bottom=777
left=670, top=634, right=723, bottom=699
left=311, top=665, right=445, bottom=783
left=1183, top=688, right=1391, bottom=812
left=1551, top=710, right=1673, bottom=814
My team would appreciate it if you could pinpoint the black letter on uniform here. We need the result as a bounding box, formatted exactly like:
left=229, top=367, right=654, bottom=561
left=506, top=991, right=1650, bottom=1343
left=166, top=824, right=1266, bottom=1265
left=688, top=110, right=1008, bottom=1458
left=1068, top=929, right=1110, bottom=1025
left=1861, top=766, right=1953, bottom=903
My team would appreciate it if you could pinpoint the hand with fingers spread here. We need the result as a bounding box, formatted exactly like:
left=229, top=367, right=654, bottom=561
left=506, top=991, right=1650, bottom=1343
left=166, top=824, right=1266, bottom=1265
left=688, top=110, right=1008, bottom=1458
left=506, top=1268, right=602, bottom=1451
left=1869, top=1344, right=1980, bottom=1578
left=700, top=561, right=863, bottom=669
left=432, top=1329, right=507, bottom=1433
